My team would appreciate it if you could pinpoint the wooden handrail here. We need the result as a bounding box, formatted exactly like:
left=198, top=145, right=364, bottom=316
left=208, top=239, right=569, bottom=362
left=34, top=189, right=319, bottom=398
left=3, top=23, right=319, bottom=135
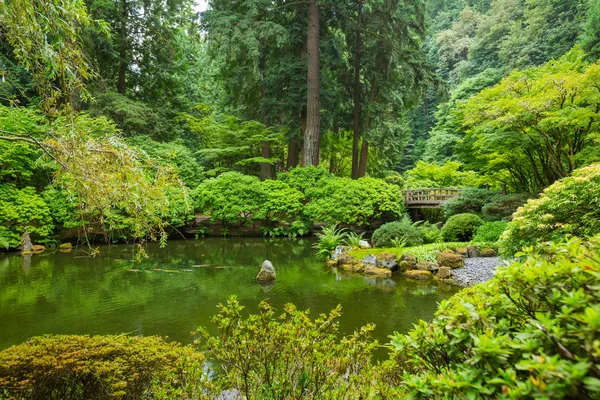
left=402, top=188, right=463, bottom=206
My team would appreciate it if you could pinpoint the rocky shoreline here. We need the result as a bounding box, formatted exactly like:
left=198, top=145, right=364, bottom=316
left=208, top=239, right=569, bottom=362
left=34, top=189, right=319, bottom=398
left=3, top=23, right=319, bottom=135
left=327, top=244, right=501, bottom=286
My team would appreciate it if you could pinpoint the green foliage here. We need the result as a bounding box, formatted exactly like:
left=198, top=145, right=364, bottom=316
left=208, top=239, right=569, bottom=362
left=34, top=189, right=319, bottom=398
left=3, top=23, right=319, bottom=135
left=413, top=221, right=443, bottom=244
left=442, top=189, right=497, bottom=218
left=388, top=235, right=600, bottom=399
left=344, top=231, right=365, bottom=248
left=314, top=225, right=348, bottom=259
left=277, top=166, right=332, bottom=193
left=0, top=335, right=205, bottom=399
left=440, top=213, right=484, bottom=242
left=462, top=47, right=600, bottom=192
left=405, top=161, right=485, bottom=188
left=0, top=184, right=53, bottom=248
left=372, top=217, right=423, bottom=248
left=305, top=177, right=404, bottom=227
left=481, top=192, right=533, bottom=221
left=195, top=296, right=379, bottom=399
left=500, top=163, right=600, bottom=256
left=473, top=221, right=508, bottom=242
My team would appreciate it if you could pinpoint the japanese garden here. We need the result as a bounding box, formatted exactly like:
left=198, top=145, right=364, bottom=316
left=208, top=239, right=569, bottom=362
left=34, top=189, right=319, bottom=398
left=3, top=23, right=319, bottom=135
left=0, top=0, right=600, bottom=398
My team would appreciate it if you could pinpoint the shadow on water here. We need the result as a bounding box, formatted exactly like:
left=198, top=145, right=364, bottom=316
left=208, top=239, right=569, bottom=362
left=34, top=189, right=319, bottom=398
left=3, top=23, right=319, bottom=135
left=0, top=238, right=460, bottom=357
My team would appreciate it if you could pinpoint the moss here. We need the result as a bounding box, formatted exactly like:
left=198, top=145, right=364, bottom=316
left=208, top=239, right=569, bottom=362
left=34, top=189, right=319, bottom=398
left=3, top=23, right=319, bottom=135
left=349, top=242, right=499, bottom=263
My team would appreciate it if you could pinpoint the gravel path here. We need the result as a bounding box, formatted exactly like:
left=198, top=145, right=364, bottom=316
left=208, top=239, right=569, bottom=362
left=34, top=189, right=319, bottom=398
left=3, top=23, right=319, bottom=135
left=452, top=257, right=503, bottom=286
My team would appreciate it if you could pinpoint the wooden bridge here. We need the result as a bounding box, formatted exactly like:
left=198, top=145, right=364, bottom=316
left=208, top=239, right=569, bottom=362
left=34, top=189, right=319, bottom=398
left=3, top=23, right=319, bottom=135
left=403, top=188, right=462, bottom=209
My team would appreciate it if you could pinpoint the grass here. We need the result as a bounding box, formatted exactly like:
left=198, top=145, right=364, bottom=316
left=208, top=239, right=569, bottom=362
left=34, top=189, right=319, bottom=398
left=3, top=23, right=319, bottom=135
left=348, top=242, right=499, bottom=262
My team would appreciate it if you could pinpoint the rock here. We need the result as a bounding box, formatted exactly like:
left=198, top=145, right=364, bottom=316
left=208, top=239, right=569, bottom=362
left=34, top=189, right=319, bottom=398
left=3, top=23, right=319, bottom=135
left=398, top=254, right=417, bottom=271
left=338, top=252, right=357, bottom=265
left=416, top=261, right=439, bottom=271
left=480, top=248, right=498, bottom=257
left=358, top=240, right=371, bottom=249
left=363, top=264, right=392, bottom=278
left=361, top=254, right=378, bottom=266
left=326, top=258, right=338, bottom=267
left=436, top=266, right=452, bottom=279
left=341, top=263, right=365, bottom=273
left=59, top=242, right=73, bottom=250
left=466, top=245, right=479, bottom=258
left=31, top=244, right=46, bottom=254
left=377, top=252, right=398, bottom=271
left=404, top=270, right=433, bottom=280
left=331, top=245, right=348, bottom=260
left=21, top=232, right=33, bottom=255
left=436, top=251, right=465, bottom=269
left=256, top=260, right=276, bottom=281
left=455, top=247, right=468, bottom=257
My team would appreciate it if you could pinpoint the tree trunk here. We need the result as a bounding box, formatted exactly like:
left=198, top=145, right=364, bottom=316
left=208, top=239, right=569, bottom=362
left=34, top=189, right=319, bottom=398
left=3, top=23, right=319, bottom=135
left=260, top=141, right=272, bottom=180
left=351, top=0, right=362, bottom=179
left=117, top=0, right=127, bottom=94
left=303, top=0, right=320, bottom=166
left=358, top=140, right=368, bottom=178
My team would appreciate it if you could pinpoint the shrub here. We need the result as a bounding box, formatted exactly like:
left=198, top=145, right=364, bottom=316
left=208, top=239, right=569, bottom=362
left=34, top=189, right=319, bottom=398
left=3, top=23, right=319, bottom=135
left=500, top=164, right=600, bottom=255
left=413, top=221, right=442, bottom=244
left=442, top=189, right=497, bottom=218
left=473, top=221, right=508, bottom=242
left=404, top=161, right=485, bottom=188
left=440, top=213, right=484, bottom=242
left=0, top=184, right=54, bottom=248
left=481, top=192, right=534, bottom=221
left=372, top=216, right=422, bottom=247
left=195, top=296, right=379, bottom=399
left=305, top=177, right=404, bottom=227
left=277, top=166, right=332, bottom=193
left=0, top=335, right=206, bottom=399
left=388, top=235, right=600, bottom=399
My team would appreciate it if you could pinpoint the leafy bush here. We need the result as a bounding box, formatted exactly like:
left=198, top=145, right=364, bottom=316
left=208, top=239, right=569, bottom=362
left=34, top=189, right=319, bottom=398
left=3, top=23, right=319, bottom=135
left=413, top=221, right=442, bottom=244
left=500, top=164, right=600, bottom=255
left=195, top=296, right=379, bottom=399
left=442, top=189, right=497, bottom=218
left=372, top=216, right=422, bottom=247
left=473, top=221, right=508, bottom=243
left=404, top=161, right=485, bottom=188
left=388, top=236, right=600, bottom=399
left=344, top=231, right=365, bottom=247
left=193, top=172, right=304, bottom=229
left=277, top=166, right=332, bottom=193
left=440, top=213, right=484, bottom=242
left=305, top=177, right=404, bottom=227
left=0, top=335, right=205, bottom=399
left=0, top=184, right=54, bottom=248
left=482, top=192, right=534, bottom=221
left=314, top=224, right=347, bottom=258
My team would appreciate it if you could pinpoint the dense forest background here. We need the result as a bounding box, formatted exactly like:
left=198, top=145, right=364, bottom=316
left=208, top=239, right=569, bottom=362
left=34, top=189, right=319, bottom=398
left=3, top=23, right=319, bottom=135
left=1, top=0, right=600, bottom=247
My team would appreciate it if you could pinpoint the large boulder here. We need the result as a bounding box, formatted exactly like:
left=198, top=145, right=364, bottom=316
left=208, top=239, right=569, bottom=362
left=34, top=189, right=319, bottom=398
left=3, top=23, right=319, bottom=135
left=331, top=245, right=348, bottom=260
left=338, top=252, right=358, bottom=265
left=362, top=254, right=378, bottom=266
left=416, top=261, right=439, bottom=271
left=363, top=264, right=392, bottom=278
left=358, top=240, right=371, bottom=249
left=455, top=248, right=468, bottom=257
left=437, top=251, right=464, bottom=269
left=256, top=260, right=276, bottom=281
left=398, top=254, right=417, bottom=271
left=377, top=252, right=398, bottom=271
left=436, top=266, right=452, bottom=279
left=404, top=270, right=434, bottom=280
left=480, top=248, right=498, bottom=257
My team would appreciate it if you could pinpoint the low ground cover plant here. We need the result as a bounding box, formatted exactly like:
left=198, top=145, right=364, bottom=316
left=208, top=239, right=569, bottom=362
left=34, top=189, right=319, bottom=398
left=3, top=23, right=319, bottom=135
left=473, top=221, right=508, bottom=242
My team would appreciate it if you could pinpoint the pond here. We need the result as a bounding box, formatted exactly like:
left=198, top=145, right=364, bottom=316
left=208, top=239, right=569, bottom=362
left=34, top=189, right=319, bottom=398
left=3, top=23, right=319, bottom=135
left=0, top=238, right=460, bottom=352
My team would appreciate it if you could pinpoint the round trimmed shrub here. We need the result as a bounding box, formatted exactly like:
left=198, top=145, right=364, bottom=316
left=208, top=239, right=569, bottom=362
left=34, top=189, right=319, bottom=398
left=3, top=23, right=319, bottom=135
left=440, top=213, right=484, bottom=242
left=0, top=335, right=204, bottom=399
left=473, top=221, right=508, bottom=242
left=371, top=216, right=422, bottom=247
left=500, top=163, right=600, bottom=255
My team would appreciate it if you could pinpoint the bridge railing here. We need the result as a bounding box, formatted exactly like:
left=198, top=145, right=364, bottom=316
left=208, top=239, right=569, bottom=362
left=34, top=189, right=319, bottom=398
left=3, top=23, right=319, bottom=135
left=403, top=188, right=462, bottom=206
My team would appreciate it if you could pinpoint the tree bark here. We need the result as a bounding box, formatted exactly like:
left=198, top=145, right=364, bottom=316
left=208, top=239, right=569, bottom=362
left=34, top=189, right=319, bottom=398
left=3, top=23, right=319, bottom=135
left=260, top=141, right=272, bottom=180
left=351, top=0, right=362, bottom=179
left=303, top=0, right=320, bottom=166
left=358, top=140, right=368, bottom=178
left=117, top=0, right=127, bottom=94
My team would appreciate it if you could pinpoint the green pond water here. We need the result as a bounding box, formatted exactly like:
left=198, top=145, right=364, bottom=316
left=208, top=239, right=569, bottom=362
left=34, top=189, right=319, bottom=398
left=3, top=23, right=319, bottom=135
left=0, top=238, right=460, bottom=351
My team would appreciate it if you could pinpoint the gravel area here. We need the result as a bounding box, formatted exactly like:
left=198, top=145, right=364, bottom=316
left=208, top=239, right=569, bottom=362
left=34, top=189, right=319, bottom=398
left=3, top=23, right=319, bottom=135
left=452, top=257, right=503, bottom=286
